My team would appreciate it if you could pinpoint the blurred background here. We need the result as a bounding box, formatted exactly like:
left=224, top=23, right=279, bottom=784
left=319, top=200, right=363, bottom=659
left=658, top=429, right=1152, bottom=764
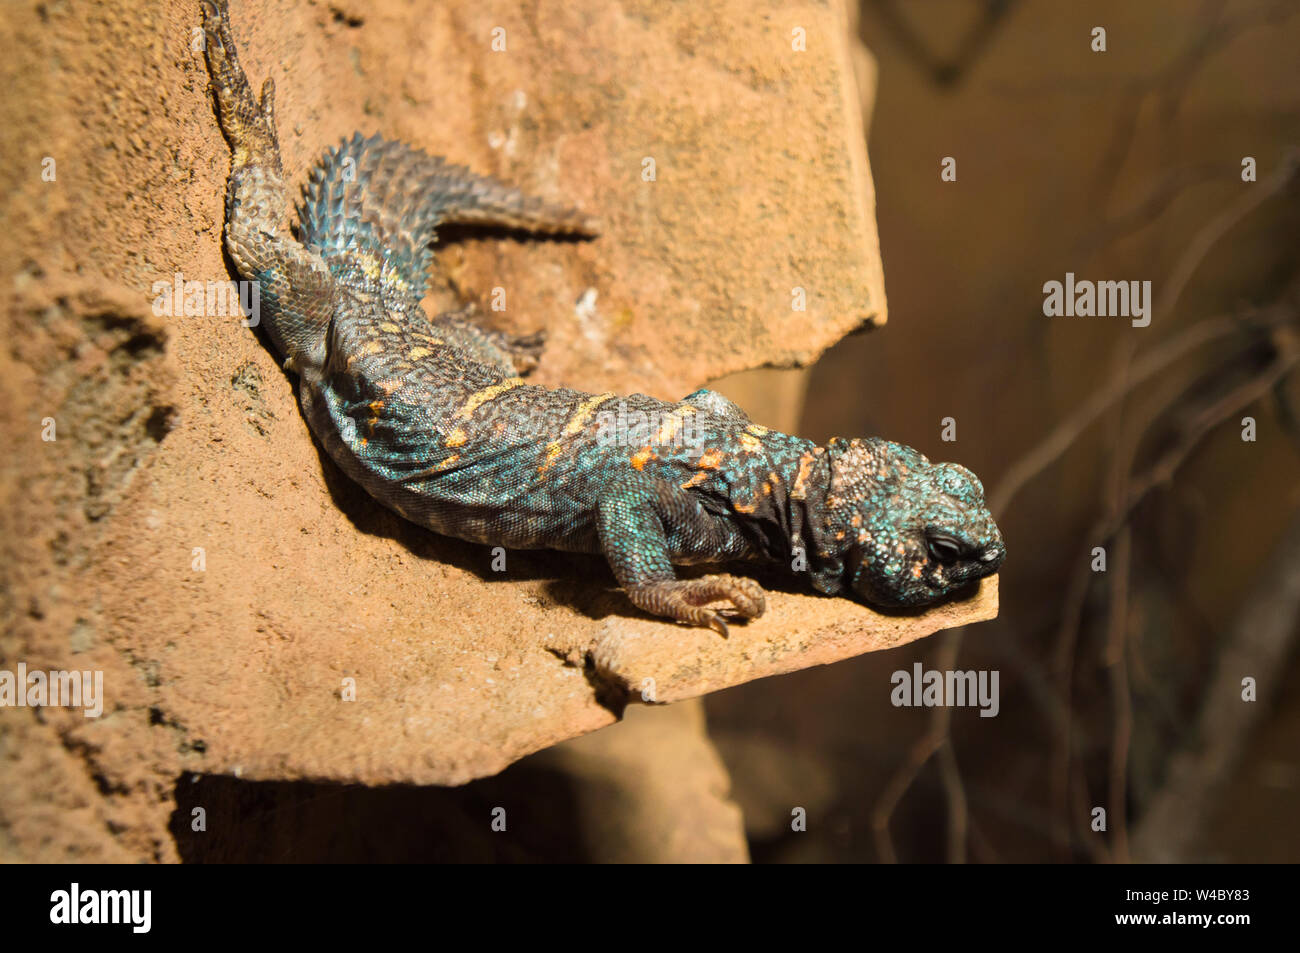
left=702, top=0, right=1300, bottom=863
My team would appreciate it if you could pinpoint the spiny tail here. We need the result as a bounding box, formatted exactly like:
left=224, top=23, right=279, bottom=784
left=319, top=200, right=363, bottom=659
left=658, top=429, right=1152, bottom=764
left=299, top=133, right=599, bottom=306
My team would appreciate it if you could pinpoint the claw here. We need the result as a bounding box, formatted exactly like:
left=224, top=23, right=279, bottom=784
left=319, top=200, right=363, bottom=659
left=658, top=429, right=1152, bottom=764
left=627, top=573, right=765, bottom=635
left=260, top=77, right=276, bottom=122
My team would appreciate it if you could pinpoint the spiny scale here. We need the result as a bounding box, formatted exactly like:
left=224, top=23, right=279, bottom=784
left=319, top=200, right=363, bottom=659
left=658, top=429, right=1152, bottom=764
left=299, top=133, right=600, bottom=309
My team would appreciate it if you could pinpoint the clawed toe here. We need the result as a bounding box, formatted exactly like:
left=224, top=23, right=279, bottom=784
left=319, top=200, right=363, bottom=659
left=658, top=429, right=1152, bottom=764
left=628, top=574, right=767, bottom=635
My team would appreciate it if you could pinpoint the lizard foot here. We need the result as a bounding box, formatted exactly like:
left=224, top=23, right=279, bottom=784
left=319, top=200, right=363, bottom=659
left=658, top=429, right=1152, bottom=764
left=628, top=574, right=767, bottom=637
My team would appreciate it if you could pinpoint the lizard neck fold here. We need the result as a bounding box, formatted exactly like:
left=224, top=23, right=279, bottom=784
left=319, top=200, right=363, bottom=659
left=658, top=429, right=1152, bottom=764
left=731, top=436, right=844, bottom=592
left=797, top=438, right=866, bottom=596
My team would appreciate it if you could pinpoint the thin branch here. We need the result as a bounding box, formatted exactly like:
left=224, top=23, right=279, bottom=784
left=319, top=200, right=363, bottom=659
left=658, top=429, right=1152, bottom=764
left=992, top=151, right=1299, bottom=519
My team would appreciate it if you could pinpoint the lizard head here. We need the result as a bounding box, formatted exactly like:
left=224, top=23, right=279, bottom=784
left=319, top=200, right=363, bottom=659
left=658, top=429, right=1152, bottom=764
left=810, top=437, right=1005, bottom=608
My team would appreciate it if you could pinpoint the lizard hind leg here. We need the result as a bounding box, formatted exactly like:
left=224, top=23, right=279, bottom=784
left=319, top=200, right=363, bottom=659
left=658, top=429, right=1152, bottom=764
left=202, top=0, right=335, bottom=373
left=201, top=0, right=281, bottom=172
left=431, top=304, right=547, bottom=376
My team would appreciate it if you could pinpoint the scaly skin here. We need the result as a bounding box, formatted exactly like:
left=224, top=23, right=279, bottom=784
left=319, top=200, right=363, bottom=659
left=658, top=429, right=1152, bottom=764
left=200, top=0, right=1005, bottom=634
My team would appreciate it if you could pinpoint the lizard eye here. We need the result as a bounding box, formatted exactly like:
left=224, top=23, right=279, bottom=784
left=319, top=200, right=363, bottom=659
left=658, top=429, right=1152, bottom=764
left=927, top=534, right=962, bottom=564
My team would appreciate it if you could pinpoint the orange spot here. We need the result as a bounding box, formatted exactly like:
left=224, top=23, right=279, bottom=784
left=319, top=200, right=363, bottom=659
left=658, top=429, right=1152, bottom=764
left=791, top=452, right=814, bottom=499
left=377, top=378, right=403, bottom=395
left=734, top=501, right=757, bottom=514
left=446, top=427, right=468, bottom=447
left=680, top=471, right=708, bottom=489
left=412, top=454, right=461, bottom=479
left=912, top=563, right=924, bottom=579
left=537, top=441, right=564, bottom=475
left=695, top=448, right=725, bottom=470
left=631, top=446, right=656, bottom=471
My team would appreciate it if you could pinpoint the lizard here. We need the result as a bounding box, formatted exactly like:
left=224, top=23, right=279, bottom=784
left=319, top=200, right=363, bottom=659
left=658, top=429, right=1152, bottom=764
left=199, top=0, right=1005, bottom=635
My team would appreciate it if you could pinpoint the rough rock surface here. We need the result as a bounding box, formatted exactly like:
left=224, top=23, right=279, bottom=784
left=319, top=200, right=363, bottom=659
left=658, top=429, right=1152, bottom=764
left=0, top=0, right=994, bottom=861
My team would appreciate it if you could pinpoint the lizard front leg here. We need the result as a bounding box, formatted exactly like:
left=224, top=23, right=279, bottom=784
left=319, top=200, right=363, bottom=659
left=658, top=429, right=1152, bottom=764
left=594, top=475, right=766, bottom=635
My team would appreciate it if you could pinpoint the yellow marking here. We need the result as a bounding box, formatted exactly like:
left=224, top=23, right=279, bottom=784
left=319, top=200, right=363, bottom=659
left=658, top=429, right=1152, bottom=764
left=535, top=395, right=613, bottom=476
left=345, top=340, right=383, bottom=367
left=408, top=347, right=432, bottom=361
left=411, top=454, right=462, bottom=479
left=790, top=452, right=814, bottom=499
left=455, top=378, right=525, bottom=419
left=631, top=446, right=656, bottom=471
left=377, top=378, right=403, bottom=395
left=745, top=424, right=769, bottom=438
left=656, top=405, right=696, bottom=445
left=566, top=392, right=616, bottom=436
left=537, top=441, right=565, bottom=475
left=738, top=431, right=763, bottom=453
left=445, top=427, right=468, bottom=448
left=380, top=323, right=401, bottom=333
